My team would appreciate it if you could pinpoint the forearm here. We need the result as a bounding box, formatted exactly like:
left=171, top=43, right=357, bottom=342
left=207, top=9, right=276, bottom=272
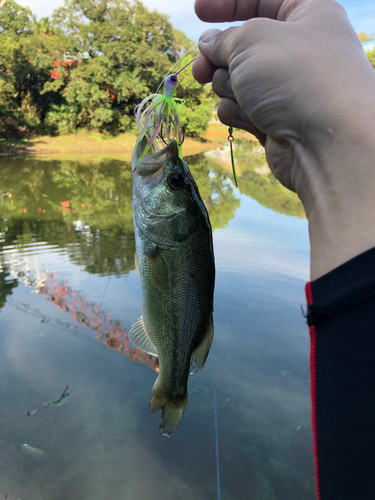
left=300, top=108, right=375, bottom=280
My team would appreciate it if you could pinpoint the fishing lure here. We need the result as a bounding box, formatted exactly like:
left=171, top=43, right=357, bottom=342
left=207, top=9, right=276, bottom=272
left=134, top=54, right=239, bottom=187
left=134, top=59, right=196, bottom=163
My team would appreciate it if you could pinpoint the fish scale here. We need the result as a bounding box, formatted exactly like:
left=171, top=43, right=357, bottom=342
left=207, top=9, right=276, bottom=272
left=131, top=139, right=215, bottom=436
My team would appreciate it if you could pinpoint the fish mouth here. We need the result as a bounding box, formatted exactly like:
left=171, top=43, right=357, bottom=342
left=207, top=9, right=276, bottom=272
left=132, top=139, right=179, bottom=177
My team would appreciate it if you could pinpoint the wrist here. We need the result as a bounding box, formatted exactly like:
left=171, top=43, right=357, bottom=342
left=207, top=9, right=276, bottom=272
left=301, top=112, right=375, bottom=280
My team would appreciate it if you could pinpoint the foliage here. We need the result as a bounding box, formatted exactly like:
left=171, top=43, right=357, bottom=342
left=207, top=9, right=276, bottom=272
left=0, top=0, right=213, bottom=137
left=233, top=141, right=306, bottom=218
left=357, top=31, right=373, bottom=43
left=0, top=154, right=241, bottom=276
left=0, top=264, right=18, bottom=311
left=0, top=1, right=76, bottom=137
left=366, top=48, right=375, bottom=69
left=173, top=55, right=218, bottom=135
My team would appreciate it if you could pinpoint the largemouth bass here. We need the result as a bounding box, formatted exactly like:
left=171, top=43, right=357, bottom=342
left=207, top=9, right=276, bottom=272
left=130, top=139, right=215, bottom=436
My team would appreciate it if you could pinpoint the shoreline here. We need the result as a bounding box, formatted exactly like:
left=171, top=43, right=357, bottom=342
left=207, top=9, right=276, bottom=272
left=0, top=124, right=257, bottom=161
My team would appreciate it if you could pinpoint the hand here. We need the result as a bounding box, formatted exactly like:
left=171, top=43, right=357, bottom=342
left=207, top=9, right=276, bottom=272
left=193, top=0, right=375, bottom=279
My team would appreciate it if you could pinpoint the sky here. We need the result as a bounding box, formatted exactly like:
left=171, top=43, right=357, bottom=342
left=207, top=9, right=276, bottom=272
left=11, top=0, right=375, bottom=41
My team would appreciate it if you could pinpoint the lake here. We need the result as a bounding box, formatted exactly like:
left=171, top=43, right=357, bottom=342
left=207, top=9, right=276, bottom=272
left=0, top=145, right=315, bottom=500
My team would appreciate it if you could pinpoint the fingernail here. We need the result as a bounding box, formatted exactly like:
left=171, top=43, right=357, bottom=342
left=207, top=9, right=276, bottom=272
left=237, top=109, right=252, bottom=125
left=227, top=79, right=233, bottom=93
left=199, top=29, right=220, bottom=44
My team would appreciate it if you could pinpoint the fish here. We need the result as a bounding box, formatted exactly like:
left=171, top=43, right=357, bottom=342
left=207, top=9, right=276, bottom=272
left=130, top=138, right=215, bottom=436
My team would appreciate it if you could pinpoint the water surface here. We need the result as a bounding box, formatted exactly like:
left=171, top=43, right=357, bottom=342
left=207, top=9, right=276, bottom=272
left=0, top=147, right=314, bottom=500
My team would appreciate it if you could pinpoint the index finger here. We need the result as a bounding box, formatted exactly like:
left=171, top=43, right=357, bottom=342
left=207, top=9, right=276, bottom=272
left=194, top=0, right=284, bottom=22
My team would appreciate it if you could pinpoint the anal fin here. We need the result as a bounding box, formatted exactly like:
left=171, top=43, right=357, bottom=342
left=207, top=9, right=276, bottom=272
left=129, top=316, right=158, bottom=357
left=190, top=314, right=214, bottom=375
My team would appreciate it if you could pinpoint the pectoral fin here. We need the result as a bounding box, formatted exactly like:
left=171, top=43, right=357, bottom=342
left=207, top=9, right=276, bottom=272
left=190, top=314, right=214, bottom=375
left=129, top=316, right=158, bottom=357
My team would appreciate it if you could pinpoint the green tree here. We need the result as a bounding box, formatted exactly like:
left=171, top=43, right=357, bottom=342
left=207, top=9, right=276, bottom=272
left=0, top=0, right=34, bottom=37
left=0, top=264, right=18, bottom=311
left=1, top=0, right=213, bottom=137
left=175, top=55, right=218, bottom=135
left=357, top=32, right=373, bottom=43
left=366, top=48, right=375, bottom=69
left=0, top=1, right=71, bottom=137
left=45, top=0, right=199, bottom=133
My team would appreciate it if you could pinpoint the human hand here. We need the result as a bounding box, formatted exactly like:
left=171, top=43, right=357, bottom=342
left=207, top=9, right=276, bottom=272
left=193, top=0, right=375, bottom=279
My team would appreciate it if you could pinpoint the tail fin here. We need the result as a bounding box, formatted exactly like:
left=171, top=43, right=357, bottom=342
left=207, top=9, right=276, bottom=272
left=149, top=379, right=188, bottom=437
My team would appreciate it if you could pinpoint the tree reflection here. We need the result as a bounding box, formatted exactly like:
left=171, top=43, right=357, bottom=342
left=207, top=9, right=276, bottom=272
left=187, top=154, right=241, bottom=229
left=233, top=141, right=305, bottom=219
left=0, top=263, right=18, bottom=311
left=0, top=155, right=242, bottom=276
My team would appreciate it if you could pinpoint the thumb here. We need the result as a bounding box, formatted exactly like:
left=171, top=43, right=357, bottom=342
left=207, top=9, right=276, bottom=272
left=198, top=19, right=274, bottom=72
left=198, top=26, right=241, bottom=70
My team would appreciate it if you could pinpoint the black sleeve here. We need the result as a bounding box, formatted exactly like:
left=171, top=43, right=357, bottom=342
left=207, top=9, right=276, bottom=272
left=305, top=247, right=375, bottom=500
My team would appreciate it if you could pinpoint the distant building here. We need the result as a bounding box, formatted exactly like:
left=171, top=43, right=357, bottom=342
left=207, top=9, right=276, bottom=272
left=362, top=39, right=375, bottom=53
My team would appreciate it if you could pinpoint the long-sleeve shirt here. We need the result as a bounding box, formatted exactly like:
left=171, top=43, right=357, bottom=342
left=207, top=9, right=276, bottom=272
left=305, top=247, right=375, bottom=500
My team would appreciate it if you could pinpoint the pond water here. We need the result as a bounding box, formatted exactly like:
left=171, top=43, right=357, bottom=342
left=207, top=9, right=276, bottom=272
left=0, top=145, right=315, bottom=500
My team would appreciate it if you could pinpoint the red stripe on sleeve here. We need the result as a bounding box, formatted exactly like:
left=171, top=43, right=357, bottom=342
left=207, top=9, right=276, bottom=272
left=305, top=281, right=321, bottom=500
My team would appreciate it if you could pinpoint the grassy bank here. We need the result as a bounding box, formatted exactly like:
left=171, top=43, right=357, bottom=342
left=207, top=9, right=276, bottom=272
left=0, top=122, right=257, bottom=161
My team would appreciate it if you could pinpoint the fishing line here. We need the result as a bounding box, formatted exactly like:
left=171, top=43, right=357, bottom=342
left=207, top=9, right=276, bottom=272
left=155, top=32, right=240, bottom=186
left=214, top=391, right=221, bottom=500
left=99, top=210, right=132, bottom=310
left=155, top=32, right=218, bottom=94
left=69, top=210, right=132, bottom=395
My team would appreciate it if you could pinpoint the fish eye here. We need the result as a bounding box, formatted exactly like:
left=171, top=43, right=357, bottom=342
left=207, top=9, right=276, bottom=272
left=167, top=171, right=185, bottom=190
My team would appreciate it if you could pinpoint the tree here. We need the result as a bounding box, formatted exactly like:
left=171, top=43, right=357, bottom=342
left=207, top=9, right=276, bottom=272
left=1, top=0, right=214, bottom=137
left=366, top=48, right=375, bottom=69
left=0, top=1, right=71, bottom=137
left=0, top=0, right=35, bottom=137
left=357, top=32, right=373, bottom=43
left=44, top=0, right=185, bottom=133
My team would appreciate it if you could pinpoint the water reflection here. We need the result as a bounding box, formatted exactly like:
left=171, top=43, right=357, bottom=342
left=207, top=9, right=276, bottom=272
left=203, top=141, right=305, bottom=219
left=0, top=153, right=313, bottom=500
left=0, top=156, right=242, bottom=277
left=0, top=263, right=18, bottom=311
left=39, top=275, right=159, bottom=373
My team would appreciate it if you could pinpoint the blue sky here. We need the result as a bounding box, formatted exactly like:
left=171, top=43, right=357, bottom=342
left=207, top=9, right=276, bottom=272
left=13, top=0, right=375, bottom=41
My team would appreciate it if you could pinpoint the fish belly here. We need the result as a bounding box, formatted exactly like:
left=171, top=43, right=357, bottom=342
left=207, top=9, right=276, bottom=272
left=136, top=227, right=214, bottom=436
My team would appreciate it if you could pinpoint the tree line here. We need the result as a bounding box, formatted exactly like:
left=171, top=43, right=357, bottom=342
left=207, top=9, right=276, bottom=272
left=1, top=1, right=374, bottom=140
left=358, top=31, right=375, bottom=69
left=0, top=0, right=216, bottom=138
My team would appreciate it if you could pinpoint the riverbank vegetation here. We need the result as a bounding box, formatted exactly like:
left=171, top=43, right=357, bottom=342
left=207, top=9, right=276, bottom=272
left=0, top=0, right=216, bottom=139
left=2, top=2, right=373, bottom=142
left=0, top=122, right=259, bottom=161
